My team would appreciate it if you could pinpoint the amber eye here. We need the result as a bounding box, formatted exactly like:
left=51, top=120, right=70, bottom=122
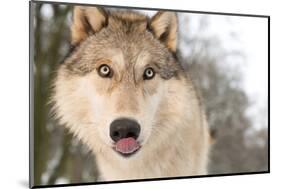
left=98, top=64, right=112, bottom=78
left=143, top=67, right=155, bottom=80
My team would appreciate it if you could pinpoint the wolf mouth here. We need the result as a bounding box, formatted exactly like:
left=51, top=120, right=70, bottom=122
left=115, top=147, right=141, bottom=158
left=113, top=137, right=141, bottom=157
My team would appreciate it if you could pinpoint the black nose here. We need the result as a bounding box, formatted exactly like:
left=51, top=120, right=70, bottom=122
left=110, top=118, right=141, bottom=142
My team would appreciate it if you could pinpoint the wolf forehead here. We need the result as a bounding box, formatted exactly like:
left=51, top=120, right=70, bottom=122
left=63, top=7, right=182, bottom=79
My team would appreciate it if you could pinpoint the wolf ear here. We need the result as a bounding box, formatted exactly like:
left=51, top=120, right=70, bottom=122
left=149, top=11, right=178, bottom=52
left=71, top=6, right=108, bottom=45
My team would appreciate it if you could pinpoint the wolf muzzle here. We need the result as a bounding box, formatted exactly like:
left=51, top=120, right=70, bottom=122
left=110, top=118, right=141, bottom=156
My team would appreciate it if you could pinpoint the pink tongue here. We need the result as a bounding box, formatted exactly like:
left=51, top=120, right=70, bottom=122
left=115, top=137, right=140, bottom=154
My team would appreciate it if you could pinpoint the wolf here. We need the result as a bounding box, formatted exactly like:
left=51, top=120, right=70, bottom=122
left=52, top=6, right=210, bottom=181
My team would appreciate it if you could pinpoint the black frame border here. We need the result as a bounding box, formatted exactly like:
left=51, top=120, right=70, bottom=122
left=29, top=0, right=270, bottom=188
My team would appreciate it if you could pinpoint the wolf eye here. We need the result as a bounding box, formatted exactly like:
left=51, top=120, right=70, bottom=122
left=98, top=64, right=112, bottom=78
left=143, top=67, right=155, bottom=80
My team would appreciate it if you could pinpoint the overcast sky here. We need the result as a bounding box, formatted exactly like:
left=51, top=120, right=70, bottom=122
left=195, top=14, right=268, bottom=130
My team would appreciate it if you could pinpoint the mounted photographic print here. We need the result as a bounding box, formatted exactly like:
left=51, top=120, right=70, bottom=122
left=29, top=0, right=269, bottom=188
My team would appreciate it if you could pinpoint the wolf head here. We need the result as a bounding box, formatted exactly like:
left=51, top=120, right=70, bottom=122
left=52, top=6, right=196, bottom=159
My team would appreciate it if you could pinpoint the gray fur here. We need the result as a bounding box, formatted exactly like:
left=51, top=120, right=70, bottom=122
left=63, top=9, right=183, bottom=80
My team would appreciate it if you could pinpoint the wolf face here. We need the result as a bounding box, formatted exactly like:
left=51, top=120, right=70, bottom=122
left=52, top=7, right=209, bottom=177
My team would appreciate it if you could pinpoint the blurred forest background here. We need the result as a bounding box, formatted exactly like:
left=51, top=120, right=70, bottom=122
left=31, top=2, right=268, bottom=186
